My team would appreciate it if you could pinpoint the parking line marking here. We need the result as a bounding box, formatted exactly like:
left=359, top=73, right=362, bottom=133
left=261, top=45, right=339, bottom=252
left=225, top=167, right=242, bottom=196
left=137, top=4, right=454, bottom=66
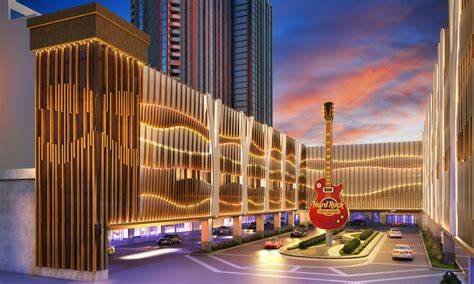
left=328, top=267, right=347, bottom=276
left=185, top=255, right=219, bottom=272
left=355, top=272, right=446, bottom=283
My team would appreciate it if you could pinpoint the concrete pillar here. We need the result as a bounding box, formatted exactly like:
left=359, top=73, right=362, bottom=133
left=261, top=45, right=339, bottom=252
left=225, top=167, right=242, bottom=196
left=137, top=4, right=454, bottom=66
left=128, top=228, right=135, bottom=238
left=213, top=217, right=225, bottom=228
left=256, top=214, right=264, bottom=236
left=298, top=210, right=310, bottom=225
left=232, top=216, right=242, bottom=240
left=201, top=219, right=213, bottom=251
left=441, top=231, right=455, bottom=264
left=274, top=213, right=281, bottom=231
left=288, top=211, right=295, bottom=227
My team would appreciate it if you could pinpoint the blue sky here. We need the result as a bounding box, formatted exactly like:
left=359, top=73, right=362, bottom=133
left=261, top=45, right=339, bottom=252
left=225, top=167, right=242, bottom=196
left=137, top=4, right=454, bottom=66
left=20, top=0, right=448, bottom=145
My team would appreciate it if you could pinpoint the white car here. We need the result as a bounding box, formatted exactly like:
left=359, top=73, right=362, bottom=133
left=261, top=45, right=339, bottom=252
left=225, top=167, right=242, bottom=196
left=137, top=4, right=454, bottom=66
left=387, top=229, right=402, bottom=238
left=392, top=244, right=413, bottom=260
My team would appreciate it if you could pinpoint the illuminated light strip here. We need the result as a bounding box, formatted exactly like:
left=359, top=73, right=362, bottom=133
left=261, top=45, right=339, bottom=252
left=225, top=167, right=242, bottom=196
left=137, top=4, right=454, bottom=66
left=140, top=122, right=210, bottom=143
left=141, top=194, right=211, bottom=209
left=140, top=165, right=211, bottom=173
left=34, top=37, right=145, bottom=64
left=219, top=200, right=242, bottom=207
left=140, top=103, right=208, bottom=129
left=342, top=183, right=422, bottom=197
left=250, top=140, right=265, bottom=152
left=247, top=199, right=265, bottom=206
left=305, top=166, right=422, bottom=172
left=305, top=155, right=422, bottom=163
left=140, top=138, right=211, bottom=156
left=219, top=135, right=240, bottom=141
left=219, top=142, right=242, bottom=147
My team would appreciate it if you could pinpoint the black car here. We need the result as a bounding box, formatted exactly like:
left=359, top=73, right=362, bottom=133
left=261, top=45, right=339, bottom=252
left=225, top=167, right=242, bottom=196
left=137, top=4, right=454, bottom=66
left=213, top=226, right=232, bottom=235
left=347, top=219, right=367, bottom=226
left=247, top=222, right=257, bottom=231
left=290, top=227, right=307, bottom=238
left=156, top=234, right=182, bottom=246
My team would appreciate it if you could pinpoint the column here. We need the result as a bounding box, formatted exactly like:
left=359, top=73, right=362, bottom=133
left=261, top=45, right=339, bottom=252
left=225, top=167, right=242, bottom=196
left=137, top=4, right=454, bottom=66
left=441, top=230, right=455, bottom=264
left=298, top=210, right=310, bottom=225
left=232, top=216, right=242, bottom=240
left=207, top=96, right=222, bottom=217
left=274, top=213, right=281, bottom=231
left=256, top=214, right=264, bottom=237
left=288, top=211, right=295, bottom=227
left=201, top=219, right=213, bottom=251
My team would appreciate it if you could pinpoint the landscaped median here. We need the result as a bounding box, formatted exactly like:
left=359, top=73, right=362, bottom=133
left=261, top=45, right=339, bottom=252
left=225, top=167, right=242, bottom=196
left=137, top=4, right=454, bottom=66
left=194, top=227, right=293, bottom=254
left=340, top=228, right=379, bottom=256
left=420, top=228, right=459, bottom=270
left=282, top=227, right=383, bottom=259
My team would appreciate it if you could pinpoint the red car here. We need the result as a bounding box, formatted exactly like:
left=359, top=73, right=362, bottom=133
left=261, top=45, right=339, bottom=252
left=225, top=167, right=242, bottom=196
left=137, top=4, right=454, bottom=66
left=264, top=237, right=283, bottom=249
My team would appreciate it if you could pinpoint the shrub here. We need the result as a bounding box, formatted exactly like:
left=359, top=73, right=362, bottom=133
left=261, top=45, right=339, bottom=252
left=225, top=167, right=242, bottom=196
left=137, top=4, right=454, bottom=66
left=440, top=271, right=461, bottom=284
left=298, top=233, right=326, bottom=249
left=342, top=238, right=360, bottom=254
left=359, top=229, right=374, bottom=240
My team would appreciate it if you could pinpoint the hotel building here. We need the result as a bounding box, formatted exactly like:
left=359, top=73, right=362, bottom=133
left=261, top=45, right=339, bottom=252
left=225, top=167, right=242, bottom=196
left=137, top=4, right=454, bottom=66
left=130, top=0, right=273, bottom=126
left=0, top=0, right=471, bottom=282
left=422, top=0, right=473, bottom=277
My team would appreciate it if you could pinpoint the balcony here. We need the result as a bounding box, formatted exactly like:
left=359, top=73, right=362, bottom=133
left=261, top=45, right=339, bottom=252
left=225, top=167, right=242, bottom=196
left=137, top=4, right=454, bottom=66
left=169, top=44, right=181, bottom=51
left=170, top=14, right=181, bottom=21
left=170, top=0, right=180, bottom=7
left=170, top=21, right=181, bottom=28
left=169, top=36, right=180, bottom=44
left=169, top=59, right=181, bottom=66
left=170, top=51, right=181, bottom=59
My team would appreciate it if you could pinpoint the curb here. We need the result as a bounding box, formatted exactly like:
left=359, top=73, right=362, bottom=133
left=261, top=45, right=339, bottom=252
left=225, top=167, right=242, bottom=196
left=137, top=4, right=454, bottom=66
left=191, top=229, right=293, bottom=255
left=280, top=231, right=384, bottom=259
left=418, top=229, right=461, bottom=272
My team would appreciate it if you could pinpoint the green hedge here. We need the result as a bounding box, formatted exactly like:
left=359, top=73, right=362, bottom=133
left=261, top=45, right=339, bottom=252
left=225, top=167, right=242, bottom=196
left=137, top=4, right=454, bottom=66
left=353, top=232, right=378, bottom=254
left=359, top=229, right=374, bottom=240
left=198, top=226, right=293, bottom=253
left=298, top=228, right=345, bottom=250
left=342, top=238, right=361, bottom=254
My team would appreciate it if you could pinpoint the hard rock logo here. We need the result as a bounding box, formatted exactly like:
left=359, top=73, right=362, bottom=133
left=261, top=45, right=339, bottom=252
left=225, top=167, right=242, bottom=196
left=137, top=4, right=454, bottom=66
left=313, top=197, right=345, bottom=217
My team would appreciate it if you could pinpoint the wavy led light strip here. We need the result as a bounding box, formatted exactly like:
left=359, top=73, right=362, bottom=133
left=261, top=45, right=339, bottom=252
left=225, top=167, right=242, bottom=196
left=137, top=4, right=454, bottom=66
left=140, top=122, right=210, bottom=143
left=306, top=155, right=422, bottom=163
left=140, top=138, right=211, bottom=156
left=140, top=103, right=208, bottom=129
left=305, top=166, right=422, bottom=172
left=140, top=165, right=211, bottom=173
left=247, top=199, right=265, bottom=207
left=342, top=183, right=422, bottom=197
left=141, top=194, right=211, bottom=209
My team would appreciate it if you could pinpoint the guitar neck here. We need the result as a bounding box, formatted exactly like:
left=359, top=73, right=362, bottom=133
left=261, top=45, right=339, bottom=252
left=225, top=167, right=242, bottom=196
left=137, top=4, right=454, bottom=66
left=325, top=120, right=333, bottom=186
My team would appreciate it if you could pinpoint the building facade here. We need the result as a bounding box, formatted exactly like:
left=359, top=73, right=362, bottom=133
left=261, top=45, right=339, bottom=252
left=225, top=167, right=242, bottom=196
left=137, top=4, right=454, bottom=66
left=130, top=0, right=273, bottom=126
left=422, top=0, right=473, bottom=270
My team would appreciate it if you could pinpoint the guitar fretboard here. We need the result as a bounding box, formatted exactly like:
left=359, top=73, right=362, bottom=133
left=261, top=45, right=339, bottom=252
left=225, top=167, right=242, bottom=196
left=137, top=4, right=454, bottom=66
left=325, top=120, right=333, bottom=186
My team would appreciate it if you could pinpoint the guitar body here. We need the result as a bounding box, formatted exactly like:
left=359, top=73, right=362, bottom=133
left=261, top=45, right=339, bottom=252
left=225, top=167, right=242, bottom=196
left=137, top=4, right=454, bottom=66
left=309, top=177, right=349, bottom=230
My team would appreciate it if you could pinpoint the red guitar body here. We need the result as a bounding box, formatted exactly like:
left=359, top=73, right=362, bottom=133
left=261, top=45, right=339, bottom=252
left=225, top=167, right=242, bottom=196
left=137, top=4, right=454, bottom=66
left=309, top=177, right=349, bottom=230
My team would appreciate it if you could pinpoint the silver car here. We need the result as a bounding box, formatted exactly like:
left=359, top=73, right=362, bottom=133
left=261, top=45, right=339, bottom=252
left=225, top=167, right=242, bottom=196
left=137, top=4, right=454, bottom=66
left=392, top=244, right=413, bottom=260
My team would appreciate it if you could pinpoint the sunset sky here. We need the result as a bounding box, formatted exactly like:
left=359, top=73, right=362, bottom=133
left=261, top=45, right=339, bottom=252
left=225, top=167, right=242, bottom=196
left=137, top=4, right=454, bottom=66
left=21, top=0, right=448, bottom=145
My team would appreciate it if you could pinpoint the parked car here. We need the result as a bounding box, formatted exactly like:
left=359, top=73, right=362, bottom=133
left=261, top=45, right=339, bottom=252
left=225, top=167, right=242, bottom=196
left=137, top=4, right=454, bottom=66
left=247, top=222, right=257, bottom=231
left=290, top=227, right=308, bottom=238
left=108, top=245, right=116, bottom=256
left=390, top=222, right=407, bottom=227
left=387, top=229, right=403, bottom=238
left=213, top=226, right=232, bottom=235
left=157, top=234, right=182, bottom=246
left=392, top=244, right=413, bottom=260
left=264, top=237, right=283, bottom=249
left=347, top=219, right=367, bottom=226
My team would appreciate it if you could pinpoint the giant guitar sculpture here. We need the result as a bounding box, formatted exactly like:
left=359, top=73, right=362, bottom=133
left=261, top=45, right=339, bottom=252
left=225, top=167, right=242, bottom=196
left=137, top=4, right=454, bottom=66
left=309, top=102, right=349, bottom=232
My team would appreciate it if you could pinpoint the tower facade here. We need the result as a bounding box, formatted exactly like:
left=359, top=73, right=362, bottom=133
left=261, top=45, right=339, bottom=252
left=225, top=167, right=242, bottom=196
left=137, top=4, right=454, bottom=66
left=131, top=0, right=272, bottom=125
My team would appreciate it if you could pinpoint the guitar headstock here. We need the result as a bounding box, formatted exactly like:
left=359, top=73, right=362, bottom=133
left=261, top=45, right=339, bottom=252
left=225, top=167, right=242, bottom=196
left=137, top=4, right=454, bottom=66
left=323, top=102, right=335, bottom=121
